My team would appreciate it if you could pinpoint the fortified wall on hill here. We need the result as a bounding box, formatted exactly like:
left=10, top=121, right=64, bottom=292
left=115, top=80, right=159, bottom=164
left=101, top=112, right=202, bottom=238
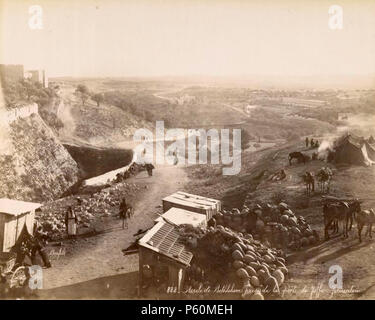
left=0, top=104, right=80, bottom=202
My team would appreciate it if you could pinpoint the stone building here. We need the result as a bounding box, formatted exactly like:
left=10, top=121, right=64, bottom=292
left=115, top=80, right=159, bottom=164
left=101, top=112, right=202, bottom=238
left=27, top=69, right=48, bottom=88
left=0, top=64, right=24, bottom=83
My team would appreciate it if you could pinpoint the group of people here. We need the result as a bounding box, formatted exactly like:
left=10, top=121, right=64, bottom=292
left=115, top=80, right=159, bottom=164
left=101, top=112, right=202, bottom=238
left=116, top=163, right=154, bottom=180
left=0, top=221, right=52, bottom=297
left=17, top=221, right=52, bottom=269
left=19, top=205, right=78, bottom=269
left=305, top=137, right=320, bottom=149
left=115, top=163, right=141, bottom=183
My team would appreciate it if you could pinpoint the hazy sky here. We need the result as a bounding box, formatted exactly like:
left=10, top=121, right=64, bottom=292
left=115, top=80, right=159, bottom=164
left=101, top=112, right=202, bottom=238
left=1, top=0, right=375, bottom=78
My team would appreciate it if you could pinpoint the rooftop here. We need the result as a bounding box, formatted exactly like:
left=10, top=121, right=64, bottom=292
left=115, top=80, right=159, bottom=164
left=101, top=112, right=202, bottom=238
left=139, top=221, right=193, bottom=266
left=163, top=191, right=221, bottom=211
left=0, top=198, right=41, bottom=216
left=154, top=207, right=206, bottom=227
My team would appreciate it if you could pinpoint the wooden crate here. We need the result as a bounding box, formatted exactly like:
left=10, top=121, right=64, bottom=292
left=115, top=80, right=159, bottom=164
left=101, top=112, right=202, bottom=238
left=162, top=192, right=221, bottom=221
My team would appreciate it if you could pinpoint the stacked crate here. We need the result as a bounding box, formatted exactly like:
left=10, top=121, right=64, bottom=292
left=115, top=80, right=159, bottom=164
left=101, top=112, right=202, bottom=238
left=162, top=191, right=221, bottom=221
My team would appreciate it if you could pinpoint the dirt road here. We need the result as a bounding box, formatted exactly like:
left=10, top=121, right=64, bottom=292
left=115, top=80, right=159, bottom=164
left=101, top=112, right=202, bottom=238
left=37, top=163, right=188, bottom=299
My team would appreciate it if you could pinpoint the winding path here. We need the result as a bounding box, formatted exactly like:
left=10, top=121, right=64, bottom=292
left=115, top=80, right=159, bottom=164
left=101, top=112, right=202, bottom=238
left=38, top=162, right=188, bottom=299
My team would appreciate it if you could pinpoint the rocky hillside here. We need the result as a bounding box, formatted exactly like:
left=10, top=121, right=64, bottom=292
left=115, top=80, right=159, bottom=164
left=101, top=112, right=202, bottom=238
left=56, top=89, right=153, bottom=147
left=0, top=112, right=80, bottom=202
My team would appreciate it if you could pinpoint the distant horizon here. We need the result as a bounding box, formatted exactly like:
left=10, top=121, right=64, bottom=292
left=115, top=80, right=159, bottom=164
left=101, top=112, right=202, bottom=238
left=1, top=63, right=374, bottom=86
left=2, top=0, right=375, bottom=87
left=46, top=73, right=375, bottom=90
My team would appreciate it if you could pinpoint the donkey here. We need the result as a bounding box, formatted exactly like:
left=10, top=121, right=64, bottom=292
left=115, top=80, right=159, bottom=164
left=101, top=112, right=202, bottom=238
left=317, top=167, right=333, bottom=194
left=288, top=152, right=306, bottom=166
left=356, top=208, right=375, bottom=242
left=303, top=171, right=315, bottom=195
left=323, top=202, right=347, bottom=240
left=323, top=200, right=361, bottom=240
left=345, top=200, right=361, bottom=232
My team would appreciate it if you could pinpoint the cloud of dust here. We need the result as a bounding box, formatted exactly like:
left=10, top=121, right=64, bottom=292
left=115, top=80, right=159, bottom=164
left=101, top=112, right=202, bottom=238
left=318, top=113, right=375, bottom=158
left=57, top=98, right=77, bottom=140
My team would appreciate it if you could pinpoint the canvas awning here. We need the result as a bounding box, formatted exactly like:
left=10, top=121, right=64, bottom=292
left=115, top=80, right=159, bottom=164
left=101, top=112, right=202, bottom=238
left=0, top=198, right=41, bottom=217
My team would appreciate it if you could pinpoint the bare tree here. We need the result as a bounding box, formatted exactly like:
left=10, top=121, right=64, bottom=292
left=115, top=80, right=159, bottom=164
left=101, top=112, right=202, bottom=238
left=92, top=93, right=104, bottom=107
left=75, top=84, right=90, bottom=106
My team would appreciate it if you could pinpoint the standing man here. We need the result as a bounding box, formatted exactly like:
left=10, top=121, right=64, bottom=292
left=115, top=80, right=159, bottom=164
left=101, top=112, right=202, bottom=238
left=65, top=206, right=78, bottom=239
left=173, top=149, right=178, bottom=166
left=145, top=163, right=155, bottom=177
left=119, top=198, right=128, bottom=229
left=305, top=137, right=309, bottom=148
left=31, top=225, right=52, bottom=268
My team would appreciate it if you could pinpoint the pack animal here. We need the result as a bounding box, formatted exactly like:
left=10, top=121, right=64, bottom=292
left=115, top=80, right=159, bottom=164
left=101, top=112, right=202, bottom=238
left=323, top=200, right=361, bottom=240
left=356, top=208, right=375, bottom=242
left=288, top=152, right=307, bottom=165
left=303, top=171, right=315, bottom=195
left=317, top=167, right=333, bottom=194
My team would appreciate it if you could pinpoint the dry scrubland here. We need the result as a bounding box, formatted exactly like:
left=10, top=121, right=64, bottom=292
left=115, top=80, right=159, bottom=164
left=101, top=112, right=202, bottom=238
left=58, top=94, right=153, bottom=147
left=54, top=79, right=247, bottom=132
left=185, top=138, right=375, bottom=299
left=2, top=77, right=375, bottom=299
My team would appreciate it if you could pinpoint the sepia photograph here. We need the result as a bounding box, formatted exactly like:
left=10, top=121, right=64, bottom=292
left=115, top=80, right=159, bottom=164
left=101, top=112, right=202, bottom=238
left=0, top=0, right=375, bottom=304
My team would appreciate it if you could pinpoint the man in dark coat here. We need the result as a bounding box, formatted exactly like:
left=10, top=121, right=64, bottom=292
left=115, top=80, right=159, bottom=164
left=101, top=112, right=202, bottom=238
left=119, top=198, right=128, bottom=229
left=31, top=225, right=51, bottom=268
left=145, top=163, right=155, bottom=177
